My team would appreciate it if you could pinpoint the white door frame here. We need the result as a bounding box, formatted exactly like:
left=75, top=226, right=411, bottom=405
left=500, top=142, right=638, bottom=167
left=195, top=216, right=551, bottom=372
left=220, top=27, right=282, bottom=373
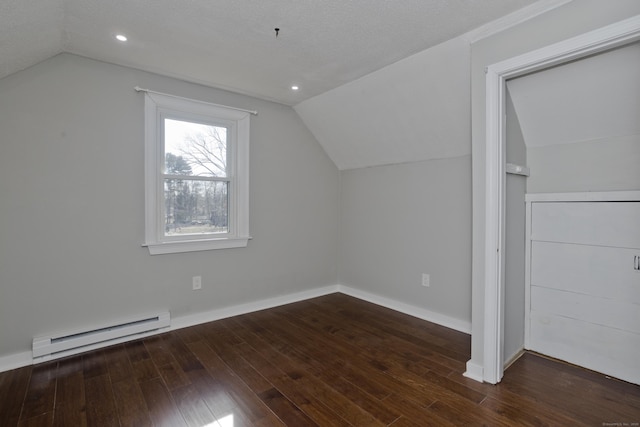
left=482, top=15, right=640, bottom=384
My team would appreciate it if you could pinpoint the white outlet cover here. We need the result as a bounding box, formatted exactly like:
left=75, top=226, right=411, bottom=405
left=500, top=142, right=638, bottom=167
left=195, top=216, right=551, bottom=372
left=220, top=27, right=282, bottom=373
left=422, top=273, right=430, bottom=287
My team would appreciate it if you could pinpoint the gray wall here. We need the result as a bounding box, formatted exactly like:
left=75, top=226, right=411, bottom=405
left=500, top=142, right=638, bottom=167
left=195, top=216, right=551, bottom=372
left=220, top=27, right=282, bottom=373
left=526, top=134, right=640, bottom=192
left=508, top=41, right=640, bottom=194
left=298, top=35, right=474, bottom=330
left=0, top=53, right=340, bottom=359
left=504, top=88, right=527, bottom=365
left=470, top=0, right=640, bottom=373
left=339, top=156, right=472, bottom=325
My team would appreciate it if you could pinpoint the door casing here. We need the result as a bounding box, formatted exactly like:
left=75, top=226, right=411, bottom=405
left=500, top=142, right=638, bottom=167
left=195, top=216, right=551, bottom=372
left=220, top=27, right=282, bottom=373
left=481, top=15, right=640, bottom=384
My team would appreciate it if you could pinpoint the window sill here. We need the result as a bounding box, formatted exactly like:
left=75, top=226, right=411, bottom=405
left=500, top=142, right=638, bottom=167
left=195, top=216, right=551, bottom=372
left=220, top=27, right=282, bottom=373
left=144, top=236, right=251, bottom=255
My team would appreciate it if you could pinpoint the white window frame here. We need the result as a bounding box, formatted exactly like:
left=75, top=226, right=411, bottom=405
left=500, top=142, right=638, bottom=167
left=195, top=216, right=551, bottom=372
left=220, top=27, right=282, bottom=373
left=143, top=92, right=250, bottom=255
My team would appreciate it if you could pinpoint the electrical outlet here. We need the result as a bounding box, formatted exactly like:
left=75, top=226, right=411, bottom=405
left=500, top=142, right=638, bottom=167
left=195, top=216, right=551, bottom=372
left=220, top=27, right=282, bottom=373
left=422, top=273, right=430, bottom=287
left=192, top=275, right=202, bottom=290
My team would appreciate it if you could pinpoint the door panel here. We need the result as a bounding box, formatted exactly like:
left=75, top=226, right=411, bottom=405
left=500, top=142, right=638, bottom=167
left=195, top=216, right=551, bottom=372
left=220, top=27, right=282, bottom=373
left=527, top=199, right=640, bottom=385
left=531, top=202, right=640, bottom=248
left=531, top=241, right=640, bottom=304
left=529, top=310, right=640, bottom=385
left=531, top=285, right=640, bottom=334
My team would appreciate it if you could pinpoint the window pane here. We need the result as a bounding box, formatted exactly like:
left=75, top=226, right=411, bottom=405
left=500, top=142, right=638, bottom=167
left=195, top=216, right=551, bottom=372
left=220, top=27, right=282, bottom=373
left=164, top=179, right=228, bottom=236
left=164, top=118, right=228, bottom=177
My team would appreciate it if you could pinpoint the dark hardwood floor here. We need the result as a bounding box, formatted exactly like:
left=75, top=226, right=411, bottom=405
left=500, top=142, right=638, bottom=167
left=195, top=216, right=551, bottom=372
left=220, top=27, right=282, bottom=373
left=1, top=293, right=639, bottom=426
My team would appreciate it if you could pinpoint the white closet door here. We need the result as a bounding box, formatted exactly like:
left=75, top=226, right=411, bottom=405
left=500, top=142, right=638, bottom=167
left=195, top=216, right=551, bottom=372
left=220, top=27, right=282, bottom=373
left=528, top=200, right=640, bottom=385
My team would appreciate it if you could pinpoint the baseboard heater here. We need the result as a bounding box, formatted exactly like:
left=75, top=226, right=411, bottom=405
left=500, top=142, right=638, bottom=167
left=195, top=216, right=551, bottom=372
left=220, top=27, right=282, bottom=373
left=32, top=312, right=170, bottom=361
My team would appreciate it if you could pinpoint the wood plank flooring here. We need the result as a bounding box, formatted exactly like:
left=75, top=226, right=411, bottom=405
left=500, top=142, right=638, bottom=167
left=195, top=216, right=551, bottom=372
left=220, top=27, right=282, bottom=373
left=1, top=293, right=639, bottom=426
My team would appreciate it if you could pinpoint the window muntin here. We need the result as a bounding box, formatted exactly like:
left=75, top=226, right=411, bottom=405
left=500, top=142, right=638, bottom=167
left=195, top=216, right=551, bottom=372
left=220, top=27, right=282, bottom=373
left=143, top=91, right=251, bottom=254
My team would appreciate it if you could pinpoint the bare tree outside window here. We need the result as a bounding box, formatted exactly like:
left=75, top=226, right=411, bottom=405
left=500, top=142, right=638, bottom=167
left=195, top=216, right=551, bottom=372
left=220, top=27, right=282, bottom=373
left=143, top=91, right=250, bottom=254
left=180, top=126, right=227, bottom=177
left=163, top=119, right=229, bottom=236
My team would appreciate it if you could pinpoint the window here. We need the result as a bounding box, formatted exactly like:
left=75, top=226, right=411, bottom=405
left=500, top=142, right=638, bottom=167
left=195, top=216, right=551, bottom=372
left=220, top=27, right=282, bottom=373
left=143, top=91, right=251, bottom=254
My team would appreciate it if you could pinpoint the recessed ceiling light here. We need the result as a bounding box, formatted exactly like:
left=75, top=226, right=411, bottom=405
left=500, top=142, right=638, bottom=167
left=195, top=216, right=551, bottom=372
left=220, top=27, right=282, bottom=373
left=115, top=34, right=128, bottom=42
left=291, top=85, right=299, bottom=91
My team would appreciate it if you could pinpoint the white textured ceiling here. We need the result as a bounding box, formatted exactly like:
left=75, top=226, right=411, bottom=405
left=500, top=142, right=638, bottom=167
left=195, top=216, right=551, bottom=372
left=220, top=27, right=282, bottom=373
left=1, top=0, right=537, bottom=105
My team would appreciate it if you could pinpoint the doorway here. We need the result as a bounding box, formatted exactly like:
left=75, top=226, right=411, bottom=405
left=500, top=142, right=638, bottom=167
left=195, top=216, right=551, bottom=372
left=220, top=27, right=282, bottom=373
left=481, top=15, right=640, bottom=384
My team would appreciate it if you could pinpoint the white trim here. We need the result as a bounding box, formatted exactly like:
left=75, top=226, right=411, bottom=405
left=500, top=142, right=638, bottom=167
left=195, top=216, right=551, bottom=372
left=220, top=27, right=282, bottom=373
left=170, top=285, right=340, bottom=331
left=463, top=0, right=573, bottom=44
left=145, top=236, right=251, bottom=255
left=172, top=284, right=472, bottom=336
left=485, top=16, right=640, bottom=80
left=484, top=60, right=507, bottom=385
left=134, top=86, right=258, bottom=116
left=0, top=351, right=32, bottom=373
left=525, top=190, right=640, bottom=202
left=504, top=349, right=525, bottom=370
left=482, top=15, right=640, bottom=385
left=0, top=284, right=473, bottom=373
left=0, top=286, right=339, bottom=373
left=338, top=285, right=471, bottom=334
left=463, top=360, right=484, bottom=382
left=524, top=200, right=533, bottom=350
left=143, top=91, right=251, bottom=254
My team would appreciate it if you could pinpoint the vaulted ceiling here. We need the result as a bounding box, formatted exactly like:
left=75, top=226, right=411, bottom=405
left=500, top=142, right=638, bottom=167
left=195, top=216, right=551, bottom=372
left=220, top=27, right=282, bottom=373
left=2, top=0, right=537, bottom=106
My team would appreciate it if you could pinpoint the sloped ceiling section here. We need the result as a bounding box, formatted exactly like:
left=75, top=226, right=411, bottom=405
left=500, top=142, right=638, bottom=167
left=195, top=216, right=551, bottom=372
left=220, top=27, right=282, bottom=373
left=507, top=41, right=640, bottom=147
left=294, top=37, right=471, bottom=170
left=1, top=0, right=538, bottom=106
left=0, top=0, right=65, bottom=78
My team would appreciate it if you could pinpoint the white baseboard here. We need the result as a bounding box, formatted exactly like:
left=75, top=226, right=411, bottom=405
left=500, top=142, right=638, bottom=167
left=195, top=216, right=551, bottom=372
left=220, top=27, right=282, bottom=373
left=0, top=283, right=473, bottom=373
left=170, top=285, right=340, bottom=332
left=504, top=348, right=525, bottom=370
left=337, top=285, right=471, bottom=334
left=0, top=351, right=33, bottom=373
left=463, top=359, right=484, bottom=382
